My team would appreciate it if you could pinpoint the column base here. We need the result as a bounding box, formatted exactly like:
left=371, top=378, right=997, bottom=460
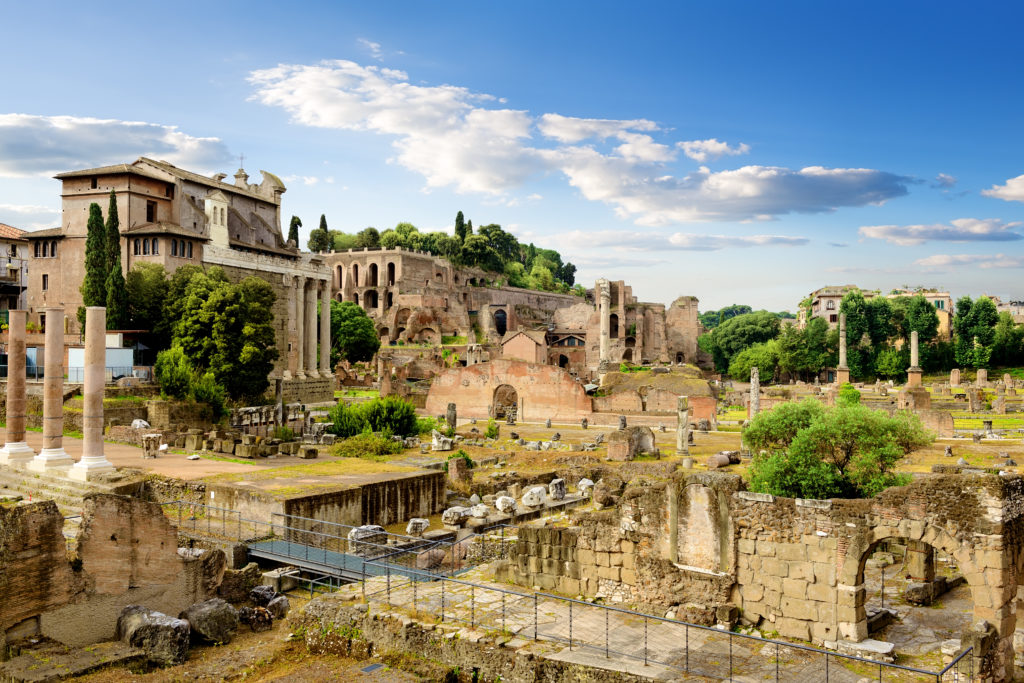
left=69, top=458, right=116, bottom=481
left=296, top=372, right=307, bottom=381
left=836, top=368, right=851, bottom=385
left=282, top=370, right=293, bottom=381
left=907, top=368, right=923, bottom=388
left=307, top=370, right=320, bottom=379
left=0, top=441, right=36, bottom=464
left=28, top=448, right=74, bottom=472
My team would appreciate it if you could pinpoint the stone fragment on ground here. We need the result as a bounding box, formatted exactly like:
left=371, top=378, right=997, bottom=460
left=180, top=598, right=239, bottom=645
left=116, top=605, right=191, bottom=666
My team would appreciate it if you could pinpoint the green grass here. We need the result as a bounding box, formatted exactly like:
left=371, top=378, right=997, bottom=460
left=441, top=335, right=467, bottom=345
left=334, top=389, right=378, bottom=398
left=199, top=453, right=260, bottom=466
left=950, top=413, right=1024, bottom=429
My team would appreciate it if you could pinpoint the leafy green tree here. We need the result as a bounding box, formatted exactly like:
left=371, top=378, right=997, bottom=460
left=776, top=318, right=829, bottom=381
left=126, top=263, right=170, bottom=333
left=154, top=346, right=192, bottom=399
left=706, top=310, right=781, bottom=373
left=743, top=400, right=825, bottom=452
left=992, top=312, right=1024, bottom=367
left=746, top=403, right=930, bottom=499
left=873, top=347, right=906, bottom=380
left=460, top=234, right=502, bottom=272
left=954, top=296, right=999, bottom=368
left=728, top=339, right=780, bottom=381
left=287, top=216, right=301, bottom=246
left=330, top=300, right=381, bottom=364
left=699, top=304, right=753, bottom=330
left=355, top=227, right=380, bottom=248
left=837, top=382, right=861, bottom=406
left=308, top=214, right=331, bottom=252
left=80, top=203, right=107, bottom=309
left=103, top=191, right=129, bottom=329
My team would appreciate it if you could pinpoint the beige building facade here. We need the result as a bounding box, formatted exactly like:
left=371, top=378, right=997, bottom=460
left=0, top=223, right=29, bottom=312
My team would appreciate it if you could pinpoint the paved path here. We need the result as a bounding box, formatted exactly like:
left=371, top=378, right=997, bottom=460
left=336, top=568, right=955, bottom=682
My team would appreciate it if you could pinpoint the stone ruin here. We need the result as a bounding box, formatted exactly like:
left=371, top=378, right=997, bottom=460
left=606, top=425, right=657, bottom=462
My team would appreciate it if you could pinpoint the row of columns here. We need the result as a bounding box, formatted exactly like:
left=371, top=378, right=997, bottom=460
left=0, top=307, right=114, bottom=480
left=286, top=276, right=331, bottom=380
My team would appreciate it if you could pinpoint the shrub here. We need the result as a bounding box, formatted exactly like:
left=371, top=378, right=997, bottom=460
left=191, top=371, right=227, bottom=419
left=272, top=426, right=296, bottom=441
left=154, top=347, right=192, bottom=400
left=328, top=396, right=419, bottom=438
left=837, top=382, right=861, bottom=406
left=443, top=449, right=475, bottom=472
left=333, top=432, right=403, bottom=460
left=484, top=418, right=499, bottom=439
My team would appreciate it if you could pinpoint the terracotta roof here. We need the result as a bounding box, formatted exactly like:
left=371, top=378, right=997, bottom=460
left=123, top=222, right=211, bottom=240
left=24, top=227, right=64, bottom=239
left=0, top=223, right=27, bottom=241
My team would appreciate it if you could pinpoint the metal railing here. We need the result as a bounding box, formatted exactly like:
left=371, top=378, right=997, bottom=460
left=360, top=562, right=975, bottom=683
left=0, top=364, right=43, bottom=379
left=66, top=366, right=144, bottom=383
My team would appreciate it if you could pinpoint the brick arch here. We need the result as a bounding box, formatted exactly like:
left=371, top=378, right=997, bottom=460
left=837, top=522, right=983, bottom=643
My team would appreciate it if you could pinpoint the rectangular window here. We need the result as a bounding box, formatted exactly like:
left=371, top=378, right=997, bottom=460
left=187, top=242, right=193, bottom=258
left=90, top=177, right=98, bottom=189
left=829, top=314, right=838, bottom=323
left=152, top=238, right=159, bottom=255
left=42, top=273, right=48, bottom=290
left=146, top=201, right=157, bottom=223
left=34, top=242, right=39, bottom=257
left=165, top=184, right=174, bottom=199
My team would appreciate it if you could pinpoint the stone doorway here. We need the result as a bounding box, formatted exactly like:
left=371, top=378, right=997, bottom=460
left=493, top=309, right=507, bottom=336
left=558, top=354, right=569, bottom=368
left=493, top=384, right=518, bottom=419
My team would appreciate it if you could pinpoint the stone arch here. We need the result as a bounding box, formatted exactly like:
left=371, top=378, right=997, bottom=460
left=493, top=384, right=518, bottom=418
left=395, top=308, right=411, bottom=329
left=387, top=262, right=396, bottom=286
left=558, top=354, right=569, bottom=368
left=378, top=326, right=390, bottom=342
left=414, top=327, right=437, bottom=344
left=610, top=313, right=619, bottom=338
left=625, top=336, right=636, bottom=349
left=622, top=349, right=633, bottom=362
left=335, top=293, right=344, bottom=302
left=352, top=263, right=360, bottom=287
left=837, top=523, right=983, bottom=643
left=676, top=352, right=684, bottom=364
left=352, top=292, right=360, bottom=305
left=365, top=289, right=379, bottom=309
left=336, top=265, right=344, bottom=289
left=493, top=309, right=508, bottom=336
left=368, top=263, right=379, bottom=287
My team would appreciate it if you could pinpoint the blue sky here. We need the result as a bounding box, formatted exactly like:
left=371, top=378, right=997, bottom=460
left=2, top=1, right=1023, bottom=311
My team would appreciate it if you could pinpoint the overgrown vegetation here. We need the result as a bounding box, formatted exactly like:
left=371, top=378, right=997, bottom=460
left=443, top=449, right=475, bottom=472
left=330, top=300, right=380, bottom=365
left=332, top=432, right=404, bottom=460
left=327, top=396, right=419, bottom=438
left=743, top=398, right=932, bottom=499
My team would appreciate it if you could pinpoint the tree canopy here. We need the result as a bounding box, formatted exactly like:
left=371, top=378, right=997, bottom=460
left=330, top=300, right=380, bottom=365
left=104, top=191, right=129, bottom=329
left=700, top=310, right=782, bottom=373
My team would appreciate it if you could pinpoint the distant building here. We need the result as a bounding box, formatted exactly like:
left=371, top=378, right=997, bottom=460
left=886, top=288, right=954, bottom=340
left=799, top=285, right=879, bottom=329
left=0, top=223, right=29, bottom=314
left=986, top=294, right=1024, bottom=324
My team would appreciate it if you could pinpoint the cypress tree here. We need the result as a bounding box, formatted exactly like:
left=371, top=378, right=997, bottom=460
left=80, top=203, right=107, bottom=308
left=308, top=214, right=330, bottom=252
left=103, top=190, right=129, bottom=328
left=319, top=214, right=328, bottom=233
left=287, top=215, right=301, bottom=246
left=454, top=211, right=466, bottom=243
left=104, top=190, right=120, bottom=274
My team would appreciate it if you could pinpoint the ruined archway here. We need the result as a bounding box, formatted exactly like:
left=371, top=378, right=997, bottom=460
left=493, top=309, right=508, bottom=336
left=352, top=292, right=359, bottom=305
left=386, top=292, right=394, bottom=308
left=622, top=349, right=633, bottom=362
left=610, top=313, right=619, bottom=338
left=378, top=326, right=390, bottom=342
left=493, top=384, right=518, bottom=419
left=387, top=262, right=396, bottom=286
left=368, top=263, right=379, bottom=287
left=365, top=290, right=379, bottom=309
left=675, top=352, right=684, bottom=364
left=558, top=354, right=569, bottom=368
left=352, top=263, right=360, bottom=287
left=336, top=265, right=344, bottom=288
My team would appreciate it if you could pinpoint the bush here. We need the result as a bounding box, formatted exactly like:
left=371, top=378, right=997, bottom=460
left=743, top=400, right=824, bottom=452
left=154, top=347, right=192, bottom=400
left=443, top=449, right=475, bottom=472
left=837, top=382, right=861, bottom=406
left=191, top=371, right=227, bottom=419
left=272, top=426, right=296, bottom=441
left=328, top=396, right=419, bottom=438
left=333, top=432, right=404, bottom=460
left=484, top=418, right=499, bottom=439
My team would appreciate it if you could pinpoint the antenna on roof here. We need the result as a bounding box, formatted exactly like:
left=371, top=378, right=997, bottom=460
left=239, top=153, right=245, bottom=169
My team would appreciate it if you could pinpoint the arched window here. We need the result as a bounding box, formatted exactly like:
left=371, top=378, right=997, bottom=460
left=172, top=240, right=178, bottom=257
left=187, top=242, right=193, bottom=258
left=142, top=239, right=149, bottom=255
left=151, top=238, right=159, bottom=255
left=34, top=242, right=39, bottom=258
left=41, top=242, right=48, bottom=258
left=826, top=300, right=835, bottom=310
left=50, top=241, right=57, bottom=257
left=134, top=239, right=141, bottom=255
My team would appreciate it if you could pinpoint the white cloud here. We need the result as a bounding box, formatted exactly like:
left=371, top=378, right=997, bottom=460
left=357, top=38, right=383, bottom=60
left=0, top=114, right=232, bottom=177
left=858, top=218, right=1022, bottom=246
left=249, top=60, right=910, bottom=223
left=548, top=228, right=807, bottom=252
left=914, top=253, right=1024, bottom=269
left=678, top=138, right=751, bottom=162
left=982, top=174, right=1024, bottom=202
left=282, top=175, right=320, bottom=185
left=0, top=202, right=60, bottom=230
left=934, top=173, right=957, bottom=188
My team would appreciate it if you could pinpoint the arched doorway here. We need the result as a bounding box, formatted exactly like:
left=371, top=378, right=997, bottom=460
left=676, top=352, right=684, bottom=363
left=623, top=349, right=633, bottom=362
left=368, top=263, right=379, bottom=287
left=387, top=262, right=396, bottom=286
left=336, top=265, right=344, bottom=288
left=378, top=326, right=390, bottom=343
left=493, top=384, right=518, bottom=419
left=558, top=354, right=569, bottom=368
left=352, top=263, right=360, bottom=287
left=365, top=290, right=379, bottom=308
left=386, top=292, right=394, bottom=308
left=352, top=292, right=360, bottom=305
left=609, top=313, right=619, bottom=338
left=493, top=309, right=508, bottom=336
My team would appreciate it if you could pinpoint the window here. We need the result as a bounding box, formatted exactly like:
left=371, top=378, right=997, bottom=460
left=146, top=201, right=157, bottom=223
left=142, top=239, right=149, bottom=255
left=41, top=242, right=48, bottom=258
left=187, top=242, right=193, bottom=258
left=90, top=177, right=98, bottom=189
left=50, top=241, right=57, bottom=257
left=171, top=240, right=178, bottom=257
left=829, top=314, right=838, bottom=323
left=134, top=239, right=141, bottom=255
left=165, top=184, right=174, bottom=198
left=42, top=273, right=48, bottom=291
left=826, top=300, right=835, bottom=310
left=151, top=238, right=159, bottom=255
left=34, top=242, right=39, bottom=257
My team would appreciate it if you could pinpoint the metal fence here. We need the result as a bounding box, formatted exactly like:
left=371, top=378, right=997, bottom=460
left=0, top=364, right=43, bottom=379
left=360, top=563, right=975, bottom=683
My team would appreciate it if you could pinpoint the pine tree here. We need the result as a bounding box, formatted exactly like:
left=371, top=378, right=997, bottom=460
left=287, top=215, right=301, bottom=246
left=103, top=190, right=129, bottom=328
left=80, top=203, right=107, bottom=308
left=454, top=211, right=466, bottom=243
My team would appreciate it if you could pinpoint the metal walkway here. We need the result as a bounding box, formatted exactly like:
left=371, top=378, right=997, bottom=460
left=248, top=539, right=435, bottom=582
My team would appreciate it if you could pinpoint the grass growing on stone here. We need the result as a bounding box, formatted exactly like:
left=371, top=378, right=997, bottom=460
left=334, top=389, right=379, bottom=399
left=198, top=453, right=260, bottom=466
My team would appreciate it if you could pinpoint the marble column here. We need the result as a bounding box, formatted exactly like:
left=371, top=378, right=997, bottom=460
left=319, top=280, right=331, bottom=377
left=675, top=395, right=690, bottom=455
left=750, top=366, right=761, bottom=417
left=836, top=312, right=850, bottom=385
left=295, top=277, right=306, bottom=380
left=29, top=307, right=73, bottom=470
left=597, top=278, right=610, bottom=375
left=305, top=279, right=318, bottom=378
left=0, top=310, right=35, bottom=463
left=907, top=329, right=922, bottom=388
left=70, top=307, right=114, bottom=480
left=283, top=274, right=296, bottom=380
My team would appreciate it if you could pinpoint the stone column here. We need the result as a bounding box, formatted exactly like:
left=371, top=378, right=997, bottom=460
left=836, top=312, right=850, bottom=385
left=750, top=367, right=761, bottom=417
left=305, top=279, right=318, bottom=378
left=295, top=277, right=306, bottom=380
left=907, top=329, right=922, bottom=388
left=319, top=280, right=331, bottom=377
left=597, top=278, right=610, bottom=375
left=29, top=307, right=73, bottom=470
left=0, top=310, right=35, bottom=463
left=675, top=395, right=690, bottom=455
left=283, top=274, right=296, bottom=380
left=906, top=540, right=935, bottom=583
left=70, top=307, right=115, bottom=481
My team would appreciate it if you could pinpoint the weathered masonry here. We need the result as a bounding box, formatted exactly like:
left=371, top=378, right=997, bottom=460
left=509, top=472, right=1024, bottom=680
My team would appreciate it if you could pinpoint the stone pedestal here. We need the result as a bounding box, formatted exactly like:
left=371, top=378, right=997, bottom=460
left=29, top=307, right=73, bottom=471
left=836, top=368, right=850, bottom=385
left=0, top=310, right=35, bottom=464
left=70, top=307, right=115, bottom=481
left=906, top=368, right=922, bottom=388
